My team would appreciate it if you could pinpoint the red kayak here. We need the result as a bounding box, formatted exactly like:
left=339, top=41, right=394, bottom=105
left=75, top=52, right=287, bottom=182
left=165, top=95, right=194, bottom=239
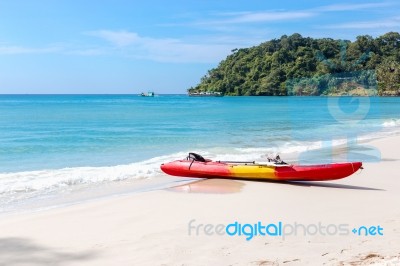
left=161, top=153, right=363, bottom=181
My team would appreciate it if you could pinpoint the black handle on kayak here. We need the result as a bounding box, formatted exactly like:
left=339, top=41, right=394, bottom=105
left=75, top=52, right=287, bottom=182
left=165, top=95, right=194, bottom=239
left=217, top=161, right=255, bottom=164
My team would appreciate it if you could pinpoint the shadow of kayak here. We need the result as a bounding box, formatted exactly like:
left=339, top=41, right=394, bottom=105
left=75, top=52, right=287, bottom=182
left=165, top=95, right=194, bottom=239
left=166, top=179, right=244, bottom=194
left=166, top=177, right=384, bottom=193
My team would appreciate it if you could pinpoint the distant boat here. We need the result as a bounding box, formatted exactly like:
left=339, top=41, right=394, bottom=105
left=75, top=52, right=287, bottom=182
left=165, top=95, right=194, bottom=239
left=140, top=91, right=155, bottom=97
left=188, top=91, right=223, bottom=97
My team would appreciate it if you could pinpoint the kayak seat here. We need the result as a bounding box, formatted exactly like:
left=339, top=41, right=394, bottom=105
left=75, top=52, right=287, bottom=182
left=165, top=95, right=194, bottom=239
left=187, top=152, right=206, bottom=162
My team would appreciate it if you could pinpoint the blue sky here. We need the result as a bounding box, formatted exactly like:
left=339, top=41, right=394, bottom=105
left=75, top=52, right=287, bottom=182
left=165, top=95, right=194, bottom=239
left=1, top=0, right=399, bottom=94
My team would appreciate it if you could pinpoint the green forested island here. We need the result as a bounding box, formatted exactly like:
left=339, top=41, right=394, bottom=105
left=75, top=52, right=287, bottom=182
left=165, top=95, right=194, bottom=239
left=189, top=32, right=400, bottom=96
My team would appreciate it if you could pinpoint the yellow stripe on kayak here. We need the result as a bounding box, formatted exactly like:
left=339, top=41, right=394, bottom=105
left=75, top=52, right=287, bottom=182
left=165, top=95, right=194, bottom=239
left=229, top=165, right=277, bottom=179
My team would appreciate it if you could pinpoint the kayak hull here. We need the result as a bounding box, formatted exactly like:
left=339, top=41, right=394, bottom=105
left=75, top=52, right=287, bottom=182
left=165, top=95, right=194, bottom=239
left=160, top=160, right=362, bottom=181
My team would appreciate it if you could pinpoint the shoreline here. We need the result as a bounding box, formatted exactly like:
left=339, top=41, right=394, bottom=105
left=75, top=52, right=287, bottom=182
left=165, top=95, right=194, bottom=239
left=2, top=129, right=400, bottom=216
left=0, top=176, right=195, bottom=216
left=0, top=134, right=399, bottom=264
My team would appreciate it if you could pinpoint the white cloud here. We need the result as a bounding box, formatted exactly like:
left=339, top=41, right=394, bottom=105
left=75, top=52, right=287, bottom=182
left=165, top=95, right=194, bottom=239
left=0, top=32, right=238, bottom=63
left=322, top=17, right=400, bottom=29
left=2, top=2, right=396, bottom=63
left=218, top=11, right=314, bottom=24
left=68, top=48, right=107, bottom=56
left=87, top=30, right=235, bottom=63
left=86, top=30, right=140, bottom=47
left=184, top=2, right=393, bottom=29
left=143, top=41, right=232, bottom=63
left=0, top=45, right=60, bottom=55
left=193, top=10, right=315, bottom=26
left=317, top=2, right=392, bottom=12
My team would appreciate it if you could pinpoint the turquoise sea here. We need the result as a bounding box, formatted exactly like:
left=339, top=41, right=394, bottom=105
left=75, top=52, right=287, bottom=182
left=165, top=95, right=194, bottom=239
left=1, top=95, right=400, bottom=211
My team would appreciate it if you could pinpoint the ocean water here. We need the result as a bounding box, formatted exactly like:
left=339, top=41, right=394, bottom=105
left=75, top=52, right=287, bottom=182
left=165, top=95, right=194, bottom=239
left=1, top=95, right=399, bottom=211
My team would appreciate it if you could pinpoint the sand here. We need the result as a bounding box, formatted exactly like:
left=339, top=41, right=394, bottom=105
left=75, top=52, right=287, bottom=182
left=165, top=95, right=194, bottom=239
left=0, top=135, right=399, bottom=265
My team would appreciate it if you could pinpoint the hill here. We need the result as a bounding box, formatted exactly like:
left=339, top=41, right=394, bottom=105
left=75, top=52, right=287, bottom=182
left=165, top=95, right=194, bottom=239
left=189, top=32, right=400, bottom=96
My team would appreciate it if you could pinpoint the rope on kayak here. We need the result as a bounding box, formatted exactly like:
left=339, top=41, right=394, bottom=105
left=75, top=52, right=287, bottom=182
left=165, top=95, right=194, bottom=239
left=189, top=159, right=195, bottom=170
left=217, top=160, right=255, bottom=164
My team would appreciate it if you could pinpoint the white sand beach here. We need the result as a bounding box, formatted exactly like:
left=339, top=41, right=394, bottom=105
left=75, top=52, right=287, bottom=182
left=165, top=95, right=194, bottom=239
left=0, top=135, right=399, bottom=265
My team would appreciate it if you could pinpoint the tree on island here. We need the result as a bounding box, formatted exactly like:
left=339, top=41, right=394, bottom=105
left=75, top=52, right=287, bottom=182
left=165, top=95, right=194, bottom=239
left=189, top=32, right=400, bottom=96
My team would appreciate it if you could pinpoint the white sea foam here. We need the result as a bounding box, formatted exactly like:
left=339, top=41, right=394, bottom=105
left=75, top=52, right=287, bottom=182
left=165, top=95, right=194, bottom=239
left=0, top=152, right=188, bottom=206
left=232, top=141, right=323, bottom=159
left=382, top=118, right=400, bottom=128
